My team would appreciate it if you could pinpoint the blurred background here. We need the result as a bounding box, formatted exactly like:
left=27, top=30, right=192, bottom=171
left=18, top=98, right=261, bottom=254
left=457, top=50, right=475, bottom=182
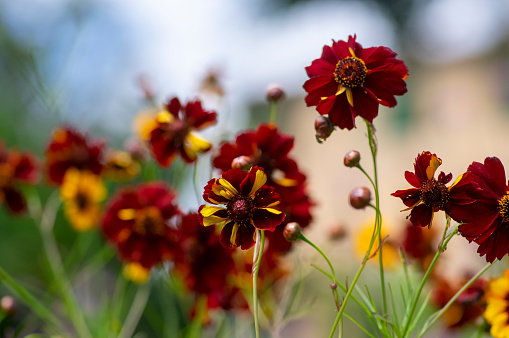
left=1, top=0, right=509, bottom=336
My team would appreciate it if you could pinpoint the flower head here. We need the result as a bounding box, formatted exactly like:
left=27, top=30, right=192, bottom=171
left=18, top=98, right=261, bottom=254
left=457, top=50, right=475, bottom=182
left=0, top=143, right=39, bottom=214
left=452, top=157, right=509, bottom=262
left=391, top=151, right=473, bottom=228
left=199, top=166, right=285, bottom=250
left=484, top=269, right=509, bottom=337
left=102, top=150, right=141, bottom=182
left=60, top=169, right=106, bottom=231
left=303, top=35, right=408, bottom=130
left=102, top=182, right=180, bottom=268
left=45, top=126, right=105, bottom=185
left=148, top=97, right=217, bottom=167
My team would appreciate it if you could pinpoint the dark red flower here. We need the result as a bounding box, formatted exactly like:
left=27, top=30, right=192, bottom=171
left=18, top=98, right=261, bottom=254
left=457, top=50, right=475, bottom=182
left=451, top=157, right=509, bottom=262
left=45, top=126, right=105, bottom=185
left=392, top=151, right=473, bottom=228
left=148, top=97, right=217, bottom=167
left=102, top=182, right=180, bottom=268
left=303, top=35, right=408, bottom=130
left=0, top=143, right=39, bottom=214
left=199, top=166, right=285, bottom=250
left=401, top=222, right=436, bottom=272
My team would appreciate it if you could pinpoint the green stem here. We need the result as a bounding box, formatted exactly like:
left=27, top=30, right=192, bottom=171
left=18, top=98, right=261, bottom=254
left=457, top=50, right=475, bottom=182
left=193, top=160, right=202, bottom=206
left=118, top=282, right=151, bottom=338
left=269, top=101, right=278, bottom=124
left=299, top=234, right=337, bottom=279
left=253, top=230, right=265, bottom=338
left=417, top=261, right=494, bottom=337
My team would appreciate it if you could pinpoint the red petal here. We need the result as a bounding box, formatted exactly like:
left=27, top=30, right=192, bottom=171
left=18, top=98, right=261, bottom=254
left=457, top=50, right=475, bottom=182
left=251, top=208, right=285, bottom=231
left=408, top=204, right=433, bottom=228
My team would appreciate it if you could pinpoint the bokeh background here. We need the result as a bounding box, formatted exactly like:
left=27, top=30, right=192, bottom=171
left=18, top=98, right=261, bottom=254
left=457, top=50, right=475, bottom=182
left=1, top=0, right=509, bottom=336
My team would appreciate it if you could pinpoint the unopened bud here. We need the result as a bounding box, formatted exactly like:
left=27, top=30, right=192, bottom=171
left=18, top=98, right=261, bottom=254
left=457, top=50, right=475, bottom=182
left=1, top=296, right=17, bottom=316
left=349, top=187, right=371, bottom=209
left=231, top=156, right=252, bottom=171
left=266, top=84, right=285, bottom=102
left=344, top=150, right=360, bottom=167
left=314, top=116, right=334, bottom=143
left=283, top=222, right=302, bottom=242
left=330, top=283, right=337, bottom=290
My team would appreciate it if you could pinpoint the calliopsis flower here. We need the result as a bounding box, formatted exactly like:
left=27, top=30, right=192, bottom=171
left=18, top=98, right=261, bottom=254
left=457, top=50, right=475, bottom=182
left=102, top=149, right=141, bottom=182
left=452, top=157, right=509, bottom=262
left=484, top=269, right=509, bottom=337
left=102, top=182, right=180, bottom=268
left=0, top=143, right=39, bottom=214
left=391, top=151, right=473, bottom=228
left=148, top=97, right=217, bottom=167
left=303, top=35, right=408, bottom=130
left=60, top=169, right=106, bottom=231
left=45, top=126, right=105, bottom=185
left=401, top=222, right=436, bottom=272
left=199, top=166, right=285, bottom=250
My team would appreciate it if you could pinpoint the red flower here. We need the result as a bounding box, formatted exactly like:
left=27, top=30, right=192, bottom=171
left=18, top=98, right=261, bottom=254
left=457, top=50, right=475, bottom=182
left=149, top=97, right=217, bottom=167
left=391, top=152, right=473, bottom=228
left=102, top=182, right=180, bottom=268
left=199, top=167, right=285, bottom=250
left=0, top=143, right=39, bottom=214
left=45, top=126, right=105, bottom=185
left=452, top=157, right=509, bottom=262
left=401, top=222, right=436, bottom=272
left=303, top=35, right=408, bottom=130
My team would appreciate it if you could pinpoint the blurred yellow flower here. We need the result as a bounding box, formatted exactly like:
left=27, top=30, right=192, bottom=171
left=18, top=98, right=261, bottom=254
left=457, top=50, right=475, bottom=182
left=102, top=150, right=141, bottom=182
left=484, top=269, right=509, bottom=338
left=355, top=218, right=399, bottom=269
left=60, top=168, right=106, bottom=231
left=123, top=262, right=150, bottom=284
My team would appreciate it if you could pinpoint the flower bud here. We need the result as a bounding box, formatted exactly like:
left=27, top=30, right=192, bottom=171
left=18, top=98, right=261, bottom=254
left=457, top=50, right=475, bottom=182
left=1, top=296, right=17, bottom=317
left=330, top=283, right=337, bottom=290
left=283, top=222, right=302, bottom=242
left=266, top=84, right=284, bottom=102
left=349, top=187, right=371, bottom=209
left=231, top=156, right=252, bottom=171
left=329, top=224, right=347, bottom=240
left=344, top=150, right=360, bottom=167
left=314, top=116, right=334, bottom=143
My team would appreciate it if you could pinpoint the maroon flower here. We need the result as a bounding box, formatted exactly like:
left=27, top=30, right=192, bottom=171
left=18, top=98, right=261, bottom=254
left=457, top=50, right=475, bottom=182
left=0, top=143, right=39, bottom=214
left=452, top=157, right=509, bottom=262
left=401, top=222, right=436, bottom=272
left=392, top=152, right=473, bottom=228
left=303, top=35, right=408, bottom=130
left=102, top=182, right=180, bottom=268
left=45, top=126, right=105, bottom=185
left=149, top=97, right=217, bottom=167
left=199, top=166, right=285, bottom=250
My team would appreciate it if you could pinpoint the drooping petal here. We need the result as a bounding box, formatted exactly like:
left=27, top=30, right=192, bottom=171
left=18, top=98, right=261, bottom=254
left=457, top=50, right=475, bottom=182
left=391, top=188, right=421, bottom=208
left=409, top=204, right=433, bottom=228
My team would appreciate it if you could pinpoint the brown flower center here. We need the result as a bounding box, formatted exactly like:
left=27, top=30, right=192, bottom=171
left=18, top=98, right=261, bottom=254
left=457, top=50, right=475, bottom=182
left=227, top=195, right=254, bottom=224
left=75, top=192, right=90, bottom=211
left=163, top=120, right=190, bottom=147
left=498, top=194, right=509, bottom=223
left=334, top=57, right=367, bottom=88
left=134, top=206, right=165, bottom=236
left=420, top=180, right=449, bottom=209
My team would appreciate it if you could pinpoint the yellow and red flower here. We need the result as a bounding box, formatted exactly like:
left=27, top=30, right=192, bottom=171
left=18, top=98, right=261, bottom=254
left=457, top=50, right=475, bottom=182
left=0, top=143, right=39, bottom=214
left=199, top=166, right=285, bottom=250
left=392, top=151, right=473, bottom=228
left=452, top=157, right=509, bottom=262
left=148, top=97, right=217, bottom=167
left=102, top=182, right=180, bottom=268
left=303, top=35, right=408, bottom=130
left=45, top=126, right=105, bottom=185
left=102, top=149, right=141, bottom=182
left=485, top=270, right=509, bottom=337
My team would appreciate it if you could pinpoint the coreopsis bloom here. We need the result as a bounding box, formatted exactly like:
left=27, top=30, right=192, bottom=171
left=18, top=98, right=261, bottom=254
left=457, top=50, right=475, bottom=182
left=102, top=182, right=180, bottom=268
left=45, top=126, right=105, bottom=185
left=149, top=97, right=217, bottom=167
left=484, top=270, right=509, bottom=337
left=355, top=219, right=398, bottom=269
left=102, top=150, right=141, bottom=182
left=0, top=143, right=39, bottom=214
left=401, top=222, right=436, bottom=272
left=391, top=151, right=473, bottom=228
left=303, top=35, right=408, bottom=130
left=60, top=169, right=106, bottom=231
left=199, top=166, right=285, bottom=250
left=452, top=157, right=509, bottom=262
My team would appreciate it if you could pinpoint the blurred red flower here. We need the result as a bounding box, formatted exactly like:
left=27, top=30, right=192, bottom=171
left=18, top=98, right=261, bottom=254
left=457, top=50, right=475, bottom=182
left=303, top=35, right=408, bottom=130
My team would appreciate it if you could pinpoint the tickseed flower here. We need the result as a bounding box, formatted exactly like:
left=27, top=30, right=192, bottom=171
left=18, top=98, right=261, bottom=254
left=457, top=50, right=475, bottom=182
left=199, top=166, right=285, bottom=250
left=148, top=97, right=217, bottom=167
left=484, top=270, right=509, bottom=337
left=391, top=151, right=473, bottom=228
left=303, top=35, right=408, bottom=130
left=0, top=143, right=39, bottom=214
left=102, top=150, right=141, bottom=182
left=60, top=169, right=106, bottom=231
left=453, top=157, right=509, bottom=262
left=102, top=182, right=180, bottom=268
left=45, top=126, right=105, bottom=185
left=355, top=218, right=398, bottom=269
left=123, top=262, right=150, bottom=284
left=401, top=222, right=436, bottom=272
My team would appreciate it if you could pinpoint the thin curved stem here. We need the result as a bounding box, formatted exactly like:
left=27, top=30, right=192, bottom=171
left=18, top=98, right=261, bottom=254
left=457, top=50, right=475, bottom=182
left=253, top=230, right=265, bottom=338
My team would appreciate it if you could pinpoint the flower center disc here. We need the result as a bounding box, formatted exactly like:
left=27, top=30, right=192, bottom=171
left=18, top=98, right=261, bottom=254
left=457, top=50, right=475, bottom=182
left=334, top=57, right=367, bottom=88
left=498, top=194, right=509, bottom=223
left=227, top=195, right=254, bottom=224
left=134, top=207, right=165, bottom=235
left=420, top=180, right=449, bottom=209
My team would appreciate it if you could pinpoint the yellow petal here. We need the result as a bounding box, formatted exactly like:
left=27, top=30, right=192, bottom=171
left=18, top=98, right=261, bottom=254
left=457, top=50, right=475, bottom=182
left=184, top=131, right=212, bottom=156
left=123, top=263, right=150, bottom=284
left=346, top=88, right=354, bottom=107
left=199, top=205, right=225, bottom=217
left=426, top=155, right=442, bottom=180
left=218, top=178, right=239, bottom=196
left=156, top=111, right=173, bottom=123
left=230, top=223, right=240, bottom=246
left=248, top=169, right=267, bottom=197
left=259, top=207, right=282, bottom=214
left=118, top=208, right=137, bottom=221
